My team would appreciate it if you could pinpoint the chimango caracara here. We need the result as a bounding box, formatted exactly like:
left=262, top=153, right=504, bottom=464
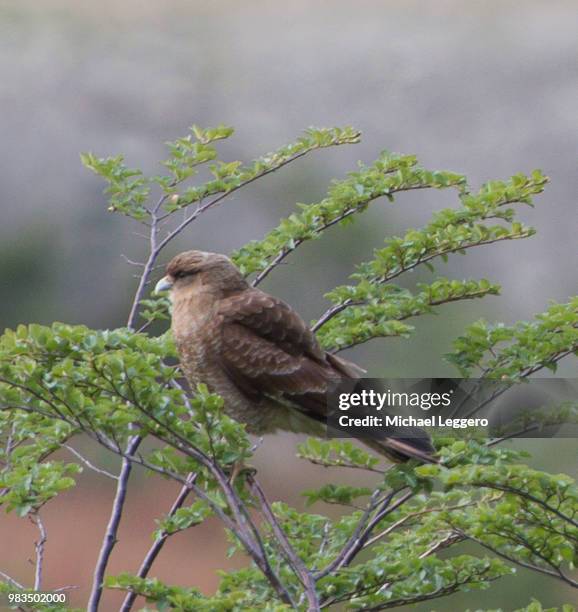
left=155, top=250, right=436, bottom=463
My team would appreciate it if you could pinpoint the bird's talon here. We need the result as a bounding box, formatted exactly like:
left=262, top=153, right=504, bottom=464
left=227, top=461, right=256, bottom=486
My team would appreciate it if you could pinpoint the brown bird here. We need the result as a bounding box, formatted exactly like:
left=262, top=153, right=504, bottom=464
left=155, top=250, right=436, bottom=463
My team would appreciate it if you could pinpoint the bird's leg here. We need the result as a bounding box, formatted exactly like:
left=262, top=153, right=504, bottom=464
left=227, top=459, right=257, bottom=487
left=226, top=435, right=262, bottom=486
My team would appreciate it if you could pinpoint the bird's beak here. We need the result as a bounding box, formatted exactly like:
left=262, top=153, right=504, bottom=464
left=154, top=276, right=173, bottom=294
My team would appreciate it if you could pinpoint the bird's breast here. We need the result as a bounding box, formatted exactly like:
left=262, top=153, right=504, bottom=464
left=173, top=326, right=280, bottom=434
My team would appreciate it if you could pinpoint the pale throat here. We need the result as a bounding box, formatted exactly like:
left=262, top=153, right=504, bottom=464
left=170, top=285, right=217, bottom=340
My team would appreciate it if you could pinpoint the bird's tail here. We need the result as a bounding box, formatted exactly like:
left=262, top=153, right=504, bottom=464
left=325, top=359, right=438, bottom=464
left=362, top=435, right=438, bottom=464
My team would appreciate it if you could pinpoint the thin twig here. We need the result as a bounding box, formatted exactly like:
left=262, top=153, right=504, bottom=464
left=120, top=254, right=145, bottom=267
left=314, top=489, right=382, bottom=581
left=0, top=569, right=24, bottom=589
left=299, top=456, right=386, bottom=474
left=457, top=530, right=578, bottom=588
left=353, top=490, right=415, bottom=558
left=313, top=522, right=332, bottom=572
left=54, top=585, right=79, bottom=593
left=361, top=571, right=500, bottom=611
left=316, top=489, right=412, bottom=581
left=64, top=444, right=118, bottom=480
left=486, top=424, right=541, bottom=446
left=482, top=483, right=578, bottom=529
left=253, top=183, right=440, bottom=288
left=312, top=233, right=531, bottom=333
left=329, top=288, right=496, bottom=354
left=252, top=208, right=359, bottom=287
left=4, top=418, right=16, bottom=468
left=418, top=532, right=462, bottom=559
left=371, top=529, right=469, bottom=599
left=365, top=495, right=501, bottom=552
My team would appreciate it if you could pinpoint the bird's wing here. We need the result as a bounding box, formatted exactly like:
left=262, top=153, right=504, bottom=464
left=217, top=290, right=335, bottom=402
left=216, top=289, right=437, bottom=464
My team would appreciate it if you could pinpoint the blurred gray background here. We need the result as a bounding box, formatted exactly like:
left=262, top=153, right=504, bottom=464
left=0, top=1, right=576, bottom=609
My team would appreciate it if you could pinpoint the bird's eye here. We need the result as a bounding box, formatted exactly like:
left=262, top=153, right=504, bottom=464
left=174, top=269, right=196, bottom=279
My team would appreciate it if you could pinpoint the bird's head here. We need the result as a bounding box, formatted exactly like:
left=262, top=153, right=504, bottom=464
left=154, top=250, right=248, bottom=299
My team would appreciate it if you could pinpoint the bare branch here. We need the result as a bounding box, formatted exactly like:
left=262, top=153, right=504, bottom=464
left=126, top=225, right=161, bottom=331
left=120, top=473, right=197, bottom=612
left=314, top=489, right=381, bottom=581
left=75, top=431, right=294, bottom=608
left=29, top=512, right=47, bottom=591
left=248, top=475, right=320, bottom=611
left=87, top=434, right=142, bottom=612
left=104, top=365, right=274, bottom=569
